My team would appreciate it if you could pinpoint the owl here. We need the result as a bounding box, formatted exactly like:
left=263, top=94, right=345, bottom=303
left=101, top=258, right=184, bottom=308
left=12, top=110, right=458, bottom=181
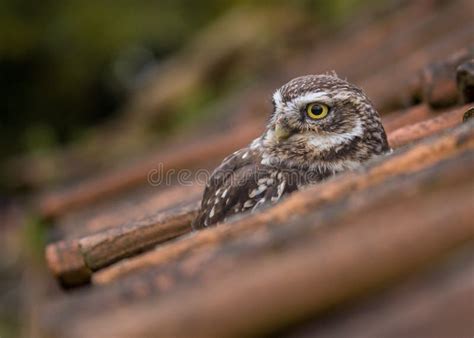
left=193, top=74, right=389, bottom=229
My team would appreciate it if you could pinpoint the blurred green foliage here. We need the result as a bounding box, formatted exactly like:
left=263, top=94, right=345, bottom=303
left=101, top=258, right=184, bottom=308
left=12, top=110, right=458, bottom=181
left=0, top=0, right=233, bottom=159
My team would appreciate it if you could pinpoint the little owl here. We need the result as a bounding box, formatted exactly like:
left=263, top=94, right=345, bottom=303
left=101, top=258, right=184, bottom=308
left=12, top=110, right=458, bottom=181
left=193, top=74, right=389, bottom=229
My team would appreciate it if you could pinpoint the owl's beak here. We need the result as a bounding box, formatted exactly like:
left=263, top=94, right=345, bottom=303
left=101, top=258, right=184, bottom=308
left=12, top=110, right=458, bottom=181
left=274, top=123, right=292, bottom=142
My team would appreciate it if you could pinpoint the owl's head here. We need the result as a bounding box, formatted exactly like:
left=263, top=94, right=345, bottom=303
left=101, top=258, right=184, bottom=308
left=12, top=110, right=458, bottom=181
left=260, top=74, right=389, bottom=170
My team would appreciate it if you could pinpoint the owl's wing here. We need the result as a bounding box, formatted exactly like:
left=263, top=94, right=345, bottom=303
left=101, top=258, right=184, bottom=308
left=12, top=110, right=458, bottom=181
left=193, top=147, right=261, bottom=229
left=193, top=147, right=301, bottom=229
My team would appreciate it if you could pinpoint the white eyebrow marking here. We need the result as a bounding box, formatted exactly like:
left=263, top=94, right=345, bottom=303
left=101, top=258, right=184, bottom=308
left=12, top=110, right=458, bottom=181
left=291, top=92, right=331, bottom=107
left=282, top=91, right=331, bottom=114
left=272, top=90, right=283, bottom=108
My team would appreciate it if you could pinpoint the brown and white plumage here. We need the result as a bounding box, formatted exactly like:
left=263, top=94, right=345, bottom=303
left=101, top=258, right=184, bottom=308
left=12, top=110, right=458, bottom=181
left=193, top=74, right=389, bottom=229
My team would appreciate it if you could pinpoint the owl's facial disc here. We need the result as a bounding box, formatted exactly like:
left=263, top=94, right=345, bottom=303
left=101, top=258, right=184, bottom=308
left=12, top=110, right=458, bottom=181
left=261, top=74, right=389, bottom=167
left=272, top=97, right=331, bottom=143
left=273, top=101, right=330, bottom=142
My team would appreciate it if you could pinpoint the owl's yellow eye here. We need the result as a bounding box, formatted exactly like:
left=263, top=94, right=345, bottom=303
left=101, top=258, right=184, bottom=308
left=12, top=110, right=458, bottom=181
left=306, top=103, right=329, bottom=120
